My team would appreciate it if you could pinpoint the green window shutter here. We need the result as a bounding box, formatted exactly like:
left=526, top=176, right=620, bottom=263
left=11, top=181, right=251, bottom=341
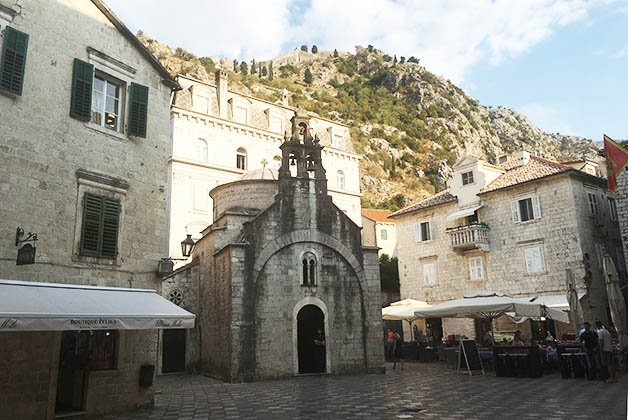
left=128, top=82, right=148, bottom=138
left=100, top=198, right=120, bottom=258
left=79, top=193, right=120, bottom=259
left=0, top=26, right=29, bottom=95
left=70, top=58, right=93, bottom=121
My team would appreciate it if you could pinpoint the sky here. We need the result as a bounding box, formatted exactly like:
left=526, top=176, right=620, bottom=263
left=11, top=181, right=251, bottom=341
left=105, top=0, right=627, bottom=141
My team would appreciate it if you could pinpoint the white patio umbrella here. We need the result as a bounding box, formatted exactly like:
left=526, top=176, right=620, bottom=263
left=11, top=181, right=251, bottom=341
left=382, top=299, right=430, bottom=321
left=566, top=269, right=584, bottom=331
left=603, top=255, right=628, bottom=351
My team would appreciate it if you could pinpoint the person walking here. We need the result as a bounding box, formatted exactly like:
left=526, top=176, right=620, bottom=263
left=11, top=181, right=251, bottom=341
left=596, top=321, right=617, bottom=383
left=392, top=332, right=404, bottom=370
left=580, top=321, right=598, bottom=380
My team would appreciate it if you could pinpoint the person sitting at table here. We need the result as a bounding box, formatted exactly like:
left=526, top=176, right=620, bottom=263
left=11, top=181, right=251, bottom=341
left=544, top=331, right=554, bottom=345
left=513, top=331, right=524, bottom=346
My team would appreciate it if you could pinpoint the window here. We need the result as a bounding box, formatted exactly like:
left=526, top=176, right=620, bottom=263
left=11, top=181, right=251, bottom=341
left=61, top=331, right=117, bottom=371
left=511, top=196, right=541, bottom=223
left=588, top=192, right=599, bottom=215
left=195, top=139, right=208, bottom=162
left=469, top=256, right=484, bottom=280
left=0, top=26, right=29, bottom=95
left=414, top=221, right=431, bottom=242
left=195, top=95, right=209, bottom=114
left=380, top=228, right=388, bottom=240
left=91, top=74, right=122, bottom=131
left=608, top=197, right=617, bottom=222
left=461, top=171, right=474, bottom=185
left=336, top=170, right=345, bottom=189
left=301, top=252, right=317, bottom=286
left=596, top=243, right=607, bottom=269
left=233, top=105, right=247, bottom=124
left=269, top=116, right=282, bottom=133
left=333, top=134, right=343, bottom=149
left=236, top=147, right=247, bottom=170
left=423, top=262, right=436, bottom=285
left=80, top=193, right=120, bottom=259
left=524, top=246, right=544, bottom=274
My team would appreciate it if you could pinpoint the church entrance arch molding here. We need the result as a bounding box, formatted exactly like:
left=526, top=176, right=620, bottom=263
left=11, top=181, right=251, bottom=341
left=293, top=297, right=330, bottom=375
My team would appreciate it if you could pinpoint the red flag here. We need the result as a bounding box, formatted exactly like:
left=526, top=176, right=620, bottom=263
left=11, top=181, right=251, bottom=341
left=604, top=135, right=628, bottom=193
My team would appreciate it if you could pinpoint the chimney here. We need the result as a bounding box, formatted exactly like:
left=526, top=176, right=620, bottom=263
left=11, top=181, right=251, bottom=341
left=512, top=150, right=531, bottom=167
left=215, top=70, right=228, bottom=118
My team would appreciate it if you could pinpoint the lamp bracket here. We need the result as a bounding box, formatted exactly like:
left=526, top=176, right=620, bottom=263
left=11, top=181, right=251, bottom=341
left=16, top=227, right=38, bottom=247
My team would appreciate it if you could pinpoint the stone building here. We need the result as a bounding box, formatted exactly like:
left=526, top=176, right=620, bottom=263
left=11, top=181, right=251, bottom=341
left=164, top=113, right=384, bottom=381
left=361, top=209, right=397, bottom=257
left=390, top=151, right=622, bottom=341
left=0, top=1, right=192, bottom=419
left=167, top=73, right=362, bottom=261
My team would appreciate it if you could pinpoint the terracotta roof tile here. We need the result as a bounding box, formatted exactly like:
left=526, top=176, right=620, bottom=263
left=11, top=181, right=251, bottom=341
left=361, top=209, right=394, bottom=223
left=481, top=155, right=571, bottom=194
left=389, top=189, right=457, bottom=218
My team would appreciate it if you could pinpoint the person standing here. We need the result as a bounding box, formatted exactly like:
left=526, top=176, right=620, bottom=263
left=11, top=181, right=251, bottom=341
left=313, top=329, right=326, bottom=373
left=596, top=321, right=617, bottom=383
left=392, top=332, right=405, bottom=370
left=580, top=322, right=598, bottom=380
left=386, top=329, right=394, bottom=361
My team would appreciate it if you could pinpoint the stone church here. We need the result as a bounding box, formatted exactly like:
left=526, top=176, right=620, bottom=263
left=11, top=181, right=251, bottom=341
left=162, top=112, right=384, bottom=381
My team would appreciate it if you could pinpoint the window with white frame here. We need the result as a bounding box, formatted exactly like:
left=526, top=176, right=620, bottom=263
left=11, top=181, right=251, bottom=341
left=91, top=73, right=123, bottom=131
left=269, top=116, right=282, bottom=133
left=469, top=256, right=484, bottom=280
left=336, top=170, right=345, bottom=189
left=423, top=262, right=437, bottom=285
left=511, top=196, right=541, bottom=223
left=233, top=105, right=247, bottom=124
left=380, top=228, right=388, bottom=240
left=588, top=192, right=599, bottom=215
left=461, top=171, right=474, bottom=185
left=608, top=197, right=618, bottom=222
left=414, top=221, right=432, bottom=242
left=333, top=134, right=343, bottom=149
left=524, top=246, right=544, bottom=274
left=236, top=148, right=247, bottom=170
left=195, top=138, right=208, bottom=162
left=195, top=95, right=209, bottom=114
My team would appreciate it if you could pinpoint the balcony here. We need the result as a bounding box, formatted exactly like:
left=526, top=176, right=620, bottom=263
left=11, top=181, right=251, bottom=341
left=446, top=223, right=489, bottom=251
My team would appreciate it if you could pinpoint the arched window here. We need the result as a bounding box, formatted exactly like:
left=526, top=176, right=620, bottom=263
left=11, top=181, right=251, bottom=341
left=236, top=147, right=247, bottom=170
left=336, top=170, right=345, bottom=190
left=301, top=252, right=317, bottom=286
left=195, top=138, right=208, bottom=162
left=272, top=155, right=282, bottom=169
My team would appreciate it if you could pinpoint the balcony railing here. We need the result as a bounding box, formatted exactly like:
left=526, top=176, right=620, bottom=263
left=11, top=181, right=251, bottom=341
left=446, top=223, right=489, bottom=251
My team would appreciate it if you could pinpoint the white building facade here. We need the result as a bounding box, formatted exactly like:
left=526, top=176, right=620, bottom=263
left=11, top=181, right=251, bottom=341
left=167, top=73, right=362, bottom=259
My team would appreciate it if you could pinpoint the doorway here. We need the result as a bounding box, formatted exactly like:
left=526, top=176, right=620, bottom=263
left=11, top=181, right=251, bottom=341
left=297, top=304, right=326, bottom=374
left=162, top=329, right=186, bottom=373
left=56, top=331, right=87, bottom=414
left=475, top=318, right=492, bottom=347
left=426, top=318, right=443, bottom=345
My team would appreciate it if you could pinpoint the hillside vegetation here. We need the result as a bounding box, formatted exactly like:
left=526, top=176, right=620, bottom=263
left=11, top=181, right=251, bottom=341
left=139, top=33, right=600, bottom=210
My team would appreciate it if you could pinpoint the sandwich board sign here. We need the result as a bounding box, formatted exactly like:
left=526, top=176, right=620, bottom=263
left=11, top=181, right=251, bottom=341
left=457, top=339, right=484, bottom=376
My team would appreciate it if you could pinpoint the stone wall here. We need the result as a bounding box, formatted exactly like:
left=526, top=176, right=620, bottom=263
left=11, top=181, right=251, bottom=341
left=617, top=168, right=628, bottom=294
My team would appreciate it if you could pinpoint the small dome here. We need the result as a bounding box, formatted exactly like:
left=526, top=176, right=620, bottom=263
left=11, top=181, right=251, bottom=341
left=238, top=168, right=279, bottom=181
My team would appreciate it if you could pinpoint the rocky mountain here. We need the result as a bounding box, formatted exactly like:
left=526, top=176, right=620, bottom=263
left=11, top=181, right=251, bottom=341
left=138, top=33, right=600, bottom=210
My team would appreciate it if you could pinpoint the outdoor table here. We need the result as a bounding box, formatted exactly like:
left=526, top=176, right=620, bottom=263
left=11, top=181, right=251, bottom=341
left=493, top=346, right=542, bottom=378
left=557, top=344, right=588, bottom=379
left=443, top=346, right=459, bottom=369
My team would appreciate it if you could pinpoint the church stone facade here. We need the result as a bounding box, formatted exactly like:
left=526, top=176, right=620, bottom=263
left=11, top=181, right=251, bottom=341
left=164, top=113, right=384, bottom=381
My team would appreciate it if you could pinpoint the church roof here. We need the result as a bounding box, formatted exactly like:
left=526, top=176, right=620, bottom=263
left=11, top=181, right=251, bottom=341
left=361, top=209, right=394, bottom=223
left=238, top=168, right=279, bottom=181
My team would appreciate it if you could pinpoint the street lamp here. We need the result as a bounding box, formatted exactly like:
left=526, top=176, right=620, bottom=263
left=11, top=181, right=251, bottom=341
left=180, top=234, right=195, bottom=258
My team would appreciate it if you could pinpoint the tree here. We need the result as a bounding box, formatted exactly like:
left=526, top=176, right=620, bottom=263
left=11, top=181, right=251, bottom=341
left=367, top=44, right=374, bottom=52
left=251, top=59, right=257, bottom=74
left=408, top=56, right=420, bottom=64
left=333, top=49, right=339, bottom=58
left=304, top=68, right=313, bottom=84
left=300, top=45, right=308, bottom=52
left=261, top=65, right=267, bottom=76
left=233, top=59, right=238, bottom=72
left=311, top=45, right=318, bottom=54
left=383, top=54, right=392, bottom=62
left=393, top=55, right=397, bottom=64
left=240, top=61, right=248, bottom=76
left=268, top=62, right=274, bottom=80
left=199, top=57, right=216, bottom=74
left=379, top=254, right=399, bottom=292
left=399, top=56, right=405, bottom=64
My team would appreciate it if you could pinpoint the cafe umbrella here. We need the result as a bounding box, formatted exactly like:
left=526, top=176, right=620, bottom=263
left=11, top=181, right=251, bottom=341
left=602, top=255, right=628, bottom=351
left=566, top=269, right=584, bottom=331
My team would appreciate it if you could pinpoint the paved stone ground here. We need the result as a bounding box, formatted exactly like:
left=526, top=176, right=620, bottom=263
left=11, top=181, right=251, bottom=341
left=91, top=363, right=627, bottom=420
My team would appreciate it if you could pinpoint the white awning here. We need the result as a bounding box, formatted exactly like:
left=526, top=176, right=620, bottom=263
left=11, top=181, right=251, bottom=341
left=447, top=204, right=482, bottom=220
left=0, top=279, right=195, bottom=331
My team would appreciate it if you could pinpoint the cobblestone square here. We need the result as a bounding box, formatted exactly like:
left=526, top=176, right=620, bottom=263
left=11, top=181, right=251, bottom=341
left=90, top=363, right=627, bottom=420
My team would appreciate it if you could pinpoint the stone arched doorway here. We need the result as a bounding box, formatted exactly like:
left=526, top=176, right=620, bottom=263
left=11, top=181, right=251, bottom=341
left=297, top=305, right=326, bottom=374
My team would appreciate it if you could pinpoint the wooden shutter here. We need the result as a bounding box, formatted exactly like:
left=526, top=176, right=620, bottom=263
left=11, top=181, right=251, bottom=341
left=0, top=26, right=29, bottom=95
left=128, top=82, right=149, bottom=137
left=100, top=198, right=120, bottom=258
left=80, top=193, right=104, bottom=256
left=414, top=222, right=421, bottom=242
left=511, top=200, right=520, bottom=223
left=70, top=58, right=94, bottom=121
left=532, top=196, right=542, bottom=219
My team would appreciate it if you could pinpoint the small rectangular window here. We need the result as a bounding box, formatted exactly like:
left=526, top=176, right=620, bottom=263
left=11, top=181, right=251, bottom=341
left=380, top=229, right=388, bottom=240
left=461, top=171, right=474, bottom=185
left=608, top=197, right=617, bottom=222
left=0, top=26, right=29, bottom=95
left=519, top=198, right=534, bottom=222
left=333, top=134, right=343, bottom=149
left=469, top=256, right=484, bottom=280
left=233, top=106, right=247, bottom=124
left=414, top=221, right=432, bottom=242
left=195, top=95, right=209, bottom=114
left=269, top=116, right=282, bottom=133
left=524, top=246, right=544, bottom=274
left=588, top=192, right=599, bottom=215
left=91, top=74, right=122, bottom=131
left=423, top=262, right=436, bottom=285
